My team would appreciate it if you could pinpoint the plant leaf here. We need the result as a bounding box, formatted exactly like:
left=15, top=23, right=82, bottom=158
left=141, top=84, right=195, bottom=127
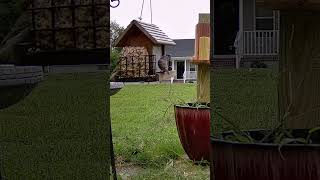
left=232, top=131, right=252, bottom=143
left=306, top=127, right=320, bottom=143
left=278, top=138, right=307, bottom=160
left=309, top=127, right=320, bottom=135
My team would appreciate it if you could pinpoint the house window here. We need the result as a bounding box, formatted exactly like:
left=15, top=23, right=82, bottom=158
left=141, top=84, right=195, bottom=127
left=255, top=7, right=274, bottom=30
left=189, top=64, right=196, bottom=71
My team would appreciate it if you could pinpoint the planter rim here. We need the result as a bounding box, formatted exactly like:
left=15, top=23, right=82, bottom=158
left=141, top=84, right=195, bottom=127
left=174, top=103, right=210, bottom=110
left=211, top=129, right=320, bottom=148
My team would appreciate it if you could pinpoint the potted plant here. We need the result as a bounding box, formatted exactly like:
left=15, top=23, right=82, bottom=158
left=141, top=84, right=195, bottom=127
left=174, top=13, right=211, bottom=162
left=211, top=2, right=320, bottom=179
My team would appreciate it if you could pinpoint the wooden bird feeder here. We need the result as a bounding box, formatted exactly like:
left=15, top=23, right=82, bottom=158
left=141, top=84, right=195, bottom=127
left=192, top=13, right=210, bottom=103
left=257, top=0, right=320, bottom=129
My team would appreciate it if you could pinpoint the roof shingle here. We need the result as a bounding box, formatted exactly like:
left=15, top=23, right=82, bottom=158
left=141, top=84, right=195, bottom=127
left=115, top=20, right=176, bottom=46
left=165, top=39, right=195, bottom=57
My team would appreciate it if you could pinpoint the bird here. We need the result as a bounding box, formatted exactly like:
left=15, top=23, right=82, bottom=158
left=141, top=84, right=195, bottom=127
left=158, top=55, right=171, bottom=74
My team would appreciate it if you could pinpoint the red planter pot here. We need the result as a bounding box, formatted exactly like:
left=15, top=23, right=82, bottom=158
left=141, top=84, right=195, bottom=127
left=174, top=104, right=210, bottom=162
left=211, top=129, right=320, bottom=180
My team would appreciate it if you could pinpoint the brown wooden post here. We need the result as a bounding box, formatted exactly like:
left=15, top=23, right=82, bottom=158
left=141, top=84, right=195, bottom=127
left=193, top=14, right=211, bottom=103
left=278, top=10, right=320, bottom=129
left=257, top=1, right=320, bottom=128
left=197, top=64, right=210, bottom=103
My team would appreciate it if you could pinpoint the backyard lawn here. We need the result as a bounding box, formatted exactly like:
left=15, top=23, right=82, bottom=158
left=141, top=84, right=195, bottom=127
left=0, top=72, right=110, bottom=179
left=211, top=68, right=279, bottom=134
left=111, top=68, right=279, bottom=179
left=0, top=68, right=278, bottom=179
left=111, top=83, right=210, bottom=179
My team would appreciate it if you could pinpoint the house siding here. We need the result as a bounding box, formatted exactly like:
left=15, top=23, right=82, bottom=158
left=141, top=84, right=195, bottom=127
left=152, top=45, right=162, bottom=72
left=243, top=0, right=255, bottom=31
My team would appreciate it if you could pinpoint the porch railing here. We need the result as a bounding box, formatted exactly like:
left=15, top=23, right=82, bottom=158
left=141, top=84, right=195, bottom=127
left=234, top=30, right=280, bottom=69
left=242, top=30, right=279, bottom=56
left=183, top=71, right=197, bottom=83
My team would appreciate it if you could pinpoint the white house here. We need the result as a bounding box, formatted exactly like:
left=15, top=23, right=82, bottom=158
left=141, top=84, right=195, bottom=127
left=166, top=39, right=197, bottom=82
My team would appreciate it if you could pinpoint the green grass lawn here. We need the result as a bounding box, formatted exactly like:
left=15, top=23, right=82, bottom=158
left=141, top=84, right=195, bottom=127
left=0, top=68, right=278, bottom=179
left=0, top=72, right=110, bottom=179
left=111, top=83, right=210, bottom=179
left=211, top=68, right=279, bottom=134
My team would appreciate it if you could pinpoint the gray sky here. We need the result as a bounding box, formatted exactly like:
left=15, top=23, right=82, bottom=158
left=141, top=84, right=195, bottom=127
left=110, top=0, right=210, bottom=39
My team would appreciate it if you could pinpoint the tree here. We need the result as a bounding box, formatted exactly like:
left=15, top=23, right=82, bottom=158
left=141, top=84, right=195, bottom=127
left=110, top=20, right=125, bottom=48
left=110, top=21, right=125, bottom=80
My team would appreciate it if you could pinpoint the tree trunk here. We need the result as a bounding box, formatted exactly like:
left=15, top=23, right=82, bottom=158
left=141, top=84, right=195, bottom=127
left=279, top=11, right=320, bottom=129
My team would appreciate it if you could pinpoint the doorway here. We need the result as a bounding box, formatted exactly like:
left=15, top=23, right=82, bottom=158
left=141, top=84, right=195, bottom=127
left=177, top=61, right=185, bottom=79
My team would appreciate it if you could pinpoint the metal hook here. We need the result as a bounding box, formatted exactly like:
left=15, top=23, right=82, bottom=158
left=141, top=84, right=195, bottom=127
left=110, top=0, right=120, bottom=8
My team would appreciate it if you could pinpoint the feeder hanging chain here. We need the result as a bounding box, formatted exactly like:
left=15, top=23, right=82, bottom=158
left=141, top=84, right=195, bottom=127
left=110, top=0, right=120, bottom=8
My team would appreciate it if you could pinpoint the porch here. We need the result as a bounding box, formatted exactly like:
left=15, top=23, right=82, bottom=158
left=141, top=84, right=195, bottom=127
left=235, top=30, right=279, bottom=56
left=234, top=0, right=280, bottom=68
left=171, top=57, right=197, bottom=83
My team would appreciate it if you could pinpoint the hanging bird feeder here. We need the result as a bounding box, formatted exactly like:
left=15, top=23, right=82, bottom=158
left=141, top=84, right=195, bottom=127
left=110, top=0, right=120, bottom=8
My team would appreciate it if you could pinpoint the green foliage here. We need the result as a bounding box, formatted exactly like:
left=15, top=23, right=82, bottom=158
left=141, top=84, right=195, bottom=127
left=110, top=20, right=125, bottom=47
left=111, top=48, right=121, bottom=73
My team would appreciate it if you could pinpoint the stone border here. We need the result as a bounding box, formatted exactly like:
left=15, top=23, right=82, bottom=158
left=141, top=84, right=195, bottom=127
left=0, top=65, right=43, bottom=87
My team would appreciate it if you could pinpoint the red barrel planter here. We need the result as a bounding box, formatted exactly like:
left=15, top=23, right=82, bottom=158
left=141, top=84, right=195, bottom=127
left=174, top=104, right=210, bottom=162
left=211, top=129, right=320, bottom=180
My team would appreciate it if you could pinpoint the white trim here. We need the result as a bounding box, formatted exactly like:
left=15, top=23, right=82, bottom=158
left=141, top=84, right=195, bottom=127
left=172, top=59, right=175, bottom=72
left=184, top=59, right=187, bottom=83
left=171, top=56, right=193, bottom=61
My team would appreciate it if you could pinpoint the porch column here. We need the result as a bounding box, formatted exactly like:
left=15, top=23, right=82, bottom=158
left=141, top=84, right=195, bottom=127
left=236, top=0, right=244, bottom=69
left=172, top=59, right=175, bottom=71
left=184, top=58, right=187, bottom=83
left=239, top=0, right=243, bottom=32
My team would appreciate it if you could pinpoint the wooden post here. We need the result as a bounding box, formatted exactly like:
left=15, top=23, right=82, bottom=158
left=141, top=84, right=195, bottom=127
left=278, top=10, right=320, bottom=128
left=197, top=64, right=210, bottom=103
left=193, top=14, right=210, bottom=103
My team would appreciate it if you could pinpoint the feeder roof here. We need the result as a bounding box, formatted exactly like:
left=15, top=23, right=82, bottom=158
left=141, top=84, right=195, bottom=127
left=115, top=20, right=176, bottom=47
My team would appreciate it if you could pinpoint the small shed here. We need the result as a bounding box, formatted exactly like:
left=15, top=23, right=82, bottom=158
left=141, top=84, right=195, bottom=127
left=115, top=20, right=176, bottom=81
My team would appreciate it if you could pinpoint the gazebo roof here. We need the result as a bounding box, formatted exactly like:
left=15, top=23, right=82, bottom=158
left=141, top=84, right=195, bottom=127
left=115, top=20, right=176, bottom=47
